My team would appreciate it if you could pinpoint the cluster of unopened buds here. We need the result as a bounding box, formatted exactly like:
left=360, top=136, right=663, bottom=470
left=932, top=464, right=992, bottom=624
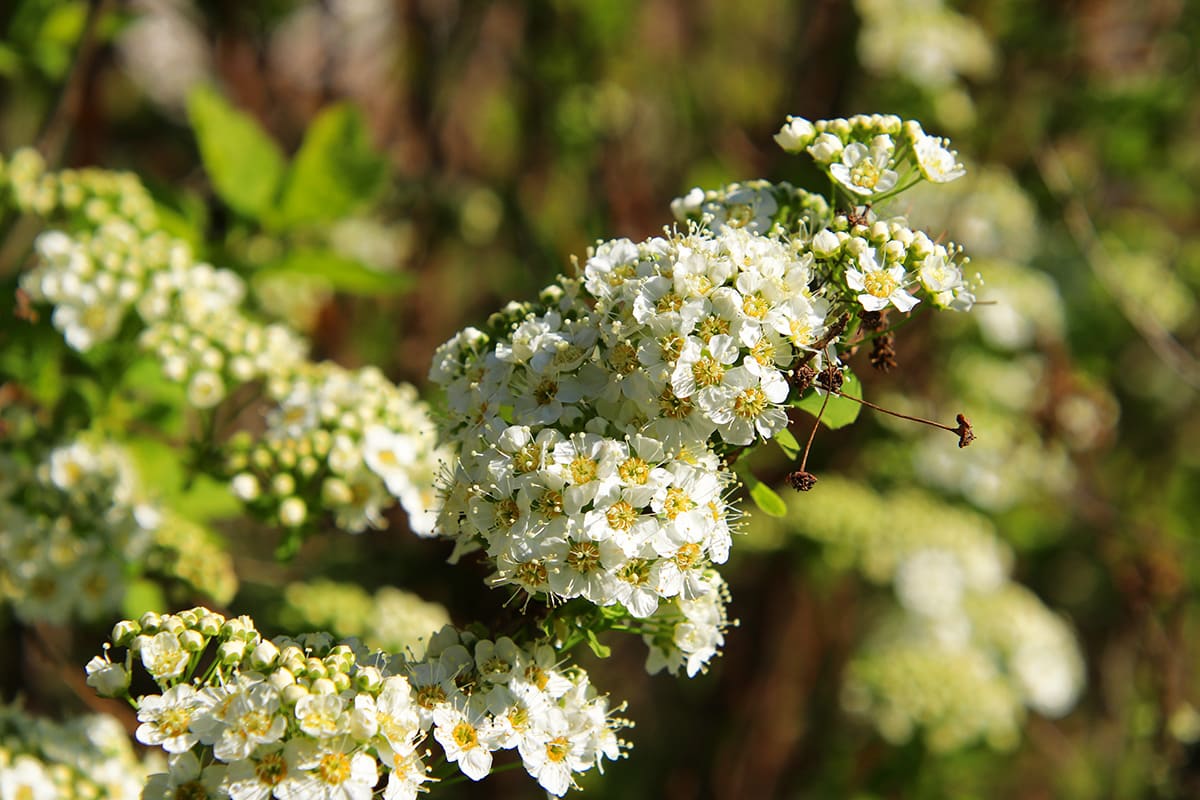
left=87, top=608, right=629, bottom=799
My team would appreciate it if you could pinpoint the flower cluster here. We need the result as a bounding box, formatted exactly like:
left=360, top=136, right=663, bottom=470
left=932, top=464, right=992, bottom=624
left=88, top=608, right=629, bottom=798
left=227, top=362, right=448, bottom=535
left=669, top=178, right=830, bottom=237
left=11, top=156, right=449, bottom=541
left=0, top=434, right=241, bottom=625
left=774, top=114, right=966, bottom=195
left=1, top=147, right=157, bottom=228
left=780, top=476, right=1084, bottom=748
left=641, top=569, right=734, bottom=678
left=424, top=115, right=977, bottom=677
left=0, top=437, right=159, bottom=624
left=280, top=579, right=451, bottom=658
left=0, top=703, right=153, bottom=800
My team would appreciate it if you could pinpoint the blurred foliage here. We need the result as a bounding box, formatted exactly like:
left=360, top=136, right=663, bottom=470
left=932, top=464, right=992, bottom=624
left=1, top=0, right=1200, bottom=798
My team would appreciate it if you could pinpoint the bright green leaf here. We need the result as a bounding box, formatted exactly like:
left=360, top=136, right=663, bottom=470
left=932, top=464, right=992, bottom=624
left=187, top=86, right=286, bottom=218
left=257, top=250, right=414, bottom=296
left=742, top=471, right=788, bottom=518
left=792, top=370, right=863, bottom=430
left=585, top=629, right=612, bottom=659
left=275, top=104, right=387, bottom=227
left=774, top=427, right=802, bottom=460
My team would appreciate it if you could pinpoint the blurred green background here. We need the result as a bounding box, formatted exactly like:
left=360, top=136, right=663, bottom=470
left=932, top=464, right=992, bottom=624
left=2, top=0, right=1200, bottom=797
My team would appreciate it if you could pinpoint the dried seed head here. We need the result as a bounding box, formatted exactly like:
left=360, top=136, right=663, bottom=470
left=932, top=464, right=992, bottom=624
left=787, top=470, right=818, bottom=491
left=955, top=413, right=975, bottom=448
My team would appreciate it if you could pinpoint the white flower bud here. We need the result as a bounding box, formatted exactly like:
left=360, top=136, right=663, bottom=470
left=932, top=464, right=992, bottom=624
left=774, top=116, right=816, bottom=153
left=271, top=473, right=295, bottom=497
left=178, top=629, right=206, bottom=652
left=311, top=677, right=337, bottom=695
left=187, top=370, right=225, bottom=409
left=811, top=229, right=841, bottom=258
left=231, top=473, right=261, bottom=502
left=883, top=240, right=907, bottom=263
left=282, top=684, right=308, bottom=707
left=218, top=639, right=247, bottom=666
left=268, top=667, right=296, bottom=691
left=279, top=497, right=307, bottom=527
left=355, top=666, right=383, bottom=693
left=111, top=619, right=140, bottom=646
left=250, top=640, right=280, bottom=670
left=807, top=133, right=843, bottom=164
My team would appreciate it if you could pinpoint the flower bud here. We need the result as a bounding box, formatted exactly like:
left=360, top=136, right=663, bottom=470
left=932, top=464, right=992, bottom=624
left=282, top=684, right=308, bottom=707
left=811, top=230, right=841, bottom=259
left=774, top=116, right=816, bottom=153
left=355, top=666, right=383, bottom=693
left=250, top=640, right=280, bottom=671
left=279, top=497, right=307, bottom=527
left=111, top=619, right=140, bottom=647
left=179, top=629, right=207, bottom=653
left=268, top=667, right=296, bottom=692
left=311, top=677, right=337, bottom=696
left=218, top=639, right=247, bottom=666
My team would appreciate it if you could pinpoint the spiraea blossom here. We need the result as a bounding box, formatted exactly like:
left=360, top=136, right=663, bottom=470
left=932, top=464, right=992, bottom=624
left=424, top=114, right=978, bottom=679
left=87, top=608, right=629, bottom=798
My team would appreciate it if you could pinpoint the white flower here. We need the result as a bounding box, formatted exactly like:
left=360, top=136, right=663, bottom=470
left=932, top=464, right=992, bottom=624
left=773, top=115, right=816, bottom=153
left=187, top=369, right=226, bottom=408
left=85, top=654, right=130, bottom=696
left=698, top=364, right=790, bottom=446
left=139, top=631, right=190, bottom=680
left=829, top=136, right=899, bottom=196
left=295, top=693, right=347, bottom=738
left=432, top=705, right=500, bottom=781
left=137, top=683, right=203, bottom=753
left=0, top=755, right=57, bottom=800
left=143, top=752, right=225, bottom=800
left=275, top=739, right=378, bottom=800
left=223, top=744, right=292, bottom=800
left=213, top=684, right=288, bottom=762
left=807, top=132, right=844, bottom=164
left=909, top=124, right=966, bottom=183
left=845, top=249, right=919, bottom=313
left=362, top=425, right=416, bottom=494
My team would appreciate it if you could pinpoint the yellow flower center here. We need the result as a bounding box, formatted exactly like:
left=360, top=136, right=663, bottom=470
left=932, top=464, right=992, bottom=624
left=691, top=356, right=725, bottom=389
left=662, top=487, right=695, bottom=520
left=610, top=342, right=639, bottom=375
left=568, top=455, right=598, bottom=484
left=255, top=752, right=288, bottom=786
left=862, top=270, right=897, bottom=299
left=605, top=500, right=639, bottom=531
left=317, top=752, right=352, bottom=785
left=732, top=386, right=768, bottom=420
left=546, top=736, right=571, bottom=763
left=566, top=541, right=601, bottom=573
left=617, top=456, right=651, bottom=485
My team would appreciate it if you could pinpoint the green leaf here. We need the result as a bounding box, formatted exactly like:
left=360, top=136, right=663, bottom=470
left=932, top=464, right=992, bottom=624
left=742, top=471, right=788, bottom=518
left=585, top=629, right=612, bottom=659
left=774, top=427, right=802, bottom=460
left=257, top=250, right=414, bottom=296
left=275, top=104, right=387, bottom=227
left=792, top=370, right=863, bottom=430
left=187, top=86, right=286, bottom=219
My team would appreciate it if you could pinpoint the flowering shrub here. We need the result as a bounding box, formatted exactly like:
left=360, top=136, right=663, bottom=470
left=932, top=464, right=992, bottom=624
left=0, top=99, right=1084, bottom=797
